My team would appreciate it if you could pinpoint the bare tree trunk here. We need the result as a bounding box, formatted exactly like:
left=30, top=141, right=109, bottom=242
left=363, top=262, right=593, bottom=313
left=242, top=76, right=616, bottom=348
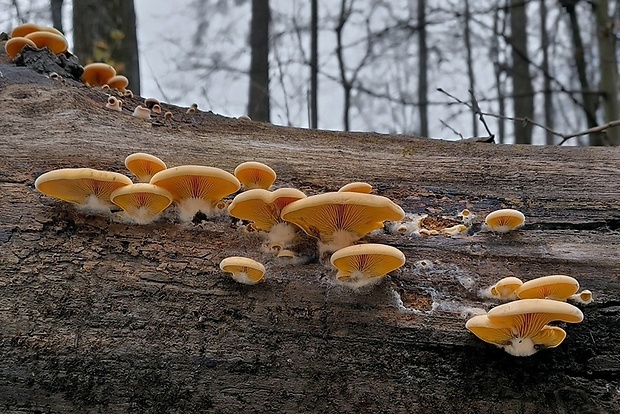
left=509, top=0, right=535, bottom=144
left=336, top=0, right=352, bottom=131
left=540, top=0, right=554, bottom=145
left=562, top=0, right=601, bottom=144
left=492, top=2, right=506, bottom=144
left=310, top=0, right=318, bottom=129
left=593, top=0, right=620, bottom=146
left=248, top=0, right=271, bottom=122
left=417, top=0, right=428, bottom=137
left=463, top=0, right=477, bottom=137
left=50, top=0, right=64, bottom=33
left=72, top=0, right=140, bottom=95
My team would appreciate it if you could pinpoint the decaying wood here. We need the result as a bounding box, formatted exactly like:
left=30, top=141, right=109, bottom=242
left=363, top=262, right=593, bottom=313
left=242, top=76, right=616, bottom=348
left=0, top=65, right=619, bottom=413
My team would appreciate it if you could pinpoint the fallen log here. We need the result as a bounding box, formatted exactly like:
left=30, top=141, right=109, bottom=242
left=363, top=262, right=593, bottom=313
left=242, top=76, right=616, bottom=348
left=0, top=64, right=619, bottom=413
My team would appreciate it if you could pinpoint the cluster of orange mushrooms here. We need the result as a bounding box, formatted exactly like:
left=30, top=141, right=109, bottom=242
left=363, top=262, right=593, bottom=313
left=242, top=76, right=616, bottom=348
left=4, top=23, right=68, bottom=60
left=34, top=154, right=592, bottom=356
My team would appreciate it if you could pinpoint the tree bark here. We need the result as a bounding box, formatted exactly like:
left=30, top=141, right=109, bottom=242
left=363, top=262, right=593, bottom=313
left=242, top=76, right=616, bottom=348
left=593, top=0, right=620, bottom=146
left=72, top=0, right=141, bottom=95
left=417, top=0, right=428, bottom=137
left=310, top=0, right=318, bottom=129
left=540, top=0, right=554, bottom=145
left=562, top=0, right=600, bottom=145
left=509, top=0, right=535, bottom=144
left=50, top=0, right=64, bottom=34
left=0, top=65, right=619, bottom=413
left=248, top=0, right=271, bottom=122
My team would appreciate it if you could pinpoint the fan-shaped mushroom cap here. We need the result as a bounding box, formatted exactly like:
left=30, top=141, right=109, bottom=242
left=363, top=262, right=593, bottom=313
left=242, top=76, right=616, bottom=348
left=228, top=188, right=306, bottom=231
left=579, top=290, right=592, bottom=303
left=82, top=63, right=116, bottom=87
left=491, top=276, right=523, bottom=299
left=110, top=183, right=173, bottom=224
left=516, top=275, right=580, bottom=301
left=150, top=165, right=240, bottom=221
left=125, top=153, right=167, bottom=183
left=5, top=37, right=37, bottom=59
left=488, top=298, right=584, bottom=325
left=484, top=208, right=525, bottom=233
left=330, top=243, right=405, bottom=286
left=34, top=168, right=132, bottom=212
left=25, top=31, right=68, bottom=54
left=466, top=313, right=568, bottom=357
left=281, top=192, right=405, bottom=251
left=234, top=161, right=277, bottom=190
left=105, top=75, right=129, bottom=91
left=219, top=256, right=265, bottom=285
left=338, top=182, right=373, bottom=194
left=11, top=23, right=63, bottom=38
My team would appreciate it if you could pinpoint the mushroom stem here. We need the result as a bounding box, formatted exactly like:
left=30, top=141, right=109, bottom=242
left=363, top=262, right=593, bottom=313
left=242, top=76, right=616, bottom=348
left=177, top=197, right=216, bottom=222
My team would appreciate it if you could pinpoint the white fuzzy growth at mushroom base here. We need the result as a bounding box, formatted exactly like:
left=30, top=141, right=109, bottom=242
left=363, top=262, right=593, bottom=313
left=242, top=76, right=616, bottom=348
left=119, top=207, right=162, bottom=225
left=336, top=270, right=385, bottom=290
left=177, top=197, right=218, bottom=222
left=231, top=271, right=257, bottom=285
left=266, top=222, right=298, bottom=249
left=77, top=194, right=113, bottom=214
left=502, top=336, right=538, bottom=357
left=318, top=229, right=361, bottom=255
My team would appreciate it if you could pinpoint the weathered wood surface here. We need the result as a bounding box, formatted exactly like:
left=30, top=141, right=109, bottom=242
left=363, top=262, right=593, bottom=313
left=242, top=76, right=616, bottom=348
left=0, top=65, right=619, bottom=413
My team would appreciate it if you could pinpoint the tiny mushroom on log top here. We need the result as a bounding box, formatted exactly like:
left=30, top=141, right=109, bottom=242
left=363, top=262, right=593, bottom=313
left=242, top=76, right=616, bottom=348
left=219, top=256, right=266, bottom=285
left=110, top=183, right=173, bottom=225
left=4, top=37, right=37, bottom=59
left=34, top=168, right=132, bottom=213
left=234, top=161, right=277, bottom=190
left=483, top=208, right=525, bottom=233
left=125, top=153, right=167, bottom=183
left=150, top=165, right=240, bottom=222
left=132, top=105, right=151, bottom=120
left=338, top=182, right=373, bottom=194
left=465, top=299, right=584, bottom=357
left=228, top=187, right=307, bottom=250
left=330, top=243, right=406, bottom=289
left=490, top=276, right=523, bottom=300
left=144, top=98, right=160, bottom=109
left=105, top=96, right=122, bottom=112
left=25, top=31, right=68, bottom=55
left=82, top=63, right=116, bottom=87
left=281, top=192, right=405, bottom=254
left=516, top=275, right=580, bottom=301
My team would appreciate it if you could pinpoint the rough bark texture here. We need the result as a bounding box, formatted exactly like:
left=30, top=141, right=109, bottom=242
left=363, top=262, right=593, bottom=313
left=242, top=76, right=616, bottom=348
left=0, top=63, right=619, bottom=414
left=248, top=0, right=270, bottom=122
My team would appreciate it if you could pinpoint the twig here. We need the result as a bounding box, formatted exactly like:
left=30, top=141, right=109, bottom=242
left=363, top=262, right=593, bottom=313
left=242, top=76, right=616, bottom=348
left=468, top=89, right=494, bottom=139
left=437, top=88, right=620, bottom=145
left=439, top=119, right=464, bottom=140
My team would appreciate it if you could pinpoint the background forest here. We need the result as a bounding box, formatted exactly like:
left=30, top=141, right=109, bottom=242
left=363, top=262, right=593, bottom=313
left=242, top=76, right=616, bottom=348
left=2, top=0, right=619, bottom=145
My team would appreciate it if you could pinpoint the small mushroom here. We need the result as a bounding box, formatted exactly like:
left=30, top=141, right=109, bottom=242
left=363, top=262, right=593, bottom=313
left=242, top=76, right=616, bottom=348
left=144, top=98, right=161, bottom=109
left=490, top=276, right=523, bottom=300
left=234, top=161, right=277, bottom=190
left=124, top=152, right=167, bottom=183
left=34, top=168, right=132, bottom=213
left=105, top=96, right=122, bottom=112
left=516, top=275, right=580, bottom=301
left=570, top=289, right=593, bottom=304
left=105, top=75, right=129, bottom=92
left=25, top=31, right=68, bottom=54
left=4, top=37, right=37, bottom=59
left=338, top=182, right=373, bottom=194
left=465, top=299, right=584, bottom=356
left=281, top=192, right=405, bottom=253
left=124, top=89, right=134, bottom=98
left=164, top=111, right=174, bottom=120
left=219, top=256, right=265, bottom=285
left=483, top=208, right=525, bottom=233
left=150, top=165, right=240, bottom=221
left=82, top=63, right=116, bottom=87
left=228, top=187, right=306, bottom=249
left=238, top=115, right=251, bottom=121
left=330, top=243, right=406, bottom=288
left=110, top=183, right=173, bottom=224
left=152, top=104, right=162, bottom=114
left=132, top=105, right=151, bottom=120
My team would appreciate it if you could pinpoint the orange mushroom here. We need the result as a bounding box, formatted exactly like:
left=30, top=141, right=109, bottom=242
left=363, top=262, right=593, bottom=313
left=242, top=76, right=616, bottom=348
left=25, top=31, right=68, bottom=54
left=4, top=37, right=37, bottom=59
left=82, top=63, right=116, bottom=87
left=234, top=161, right=277, bottom=190
left=124, top=153, right=167, bottom=183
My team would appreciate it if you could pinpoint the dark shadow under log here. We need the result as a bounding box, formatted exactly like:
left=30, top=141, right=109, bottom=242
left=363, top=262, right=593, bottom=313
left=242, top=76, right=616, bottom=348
left=0, top=64, right=619, bottom=413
